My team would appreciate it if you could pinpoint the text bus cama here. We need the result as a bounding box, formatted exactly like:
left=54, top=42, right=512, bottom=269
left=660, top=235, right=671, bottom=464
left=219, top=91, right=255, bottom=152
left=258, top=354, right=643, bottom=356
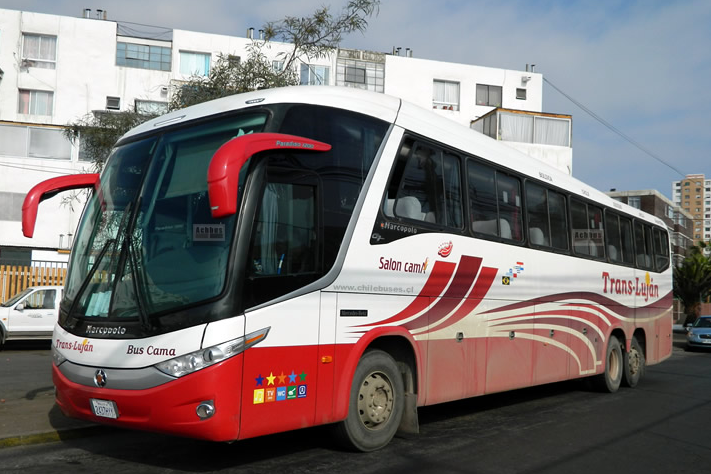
left=23, top=86, right=672, bottom=452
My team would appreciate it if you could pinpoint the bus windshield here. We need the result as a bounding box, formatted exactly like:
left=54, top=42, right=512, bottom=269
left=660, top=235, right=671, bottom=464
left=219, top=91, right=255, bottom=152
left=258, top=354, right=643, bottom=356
left=64, top=113, right=268, bottom=323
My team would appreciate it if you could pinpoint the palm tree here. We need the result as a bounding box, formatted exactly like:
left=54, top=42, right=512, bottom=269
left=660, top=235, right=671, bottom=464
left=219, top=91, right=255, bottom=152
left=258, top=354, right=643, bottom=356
left=673, top=242, right=711, bottom=326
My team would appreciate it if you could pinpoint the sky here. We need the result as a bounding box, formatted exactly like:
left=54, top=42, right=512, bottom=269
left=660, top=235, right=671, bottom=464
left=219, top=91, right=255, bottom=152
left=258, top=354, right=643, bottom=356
left=4, top=0, right=710, bottom=199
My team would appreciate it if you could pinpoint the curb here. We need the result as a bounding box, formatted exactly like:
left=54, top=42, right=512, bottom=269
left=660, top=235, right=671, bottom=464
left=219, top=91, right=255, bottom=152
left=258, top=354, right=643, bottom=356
left=0, top=425, right=107, bottom=449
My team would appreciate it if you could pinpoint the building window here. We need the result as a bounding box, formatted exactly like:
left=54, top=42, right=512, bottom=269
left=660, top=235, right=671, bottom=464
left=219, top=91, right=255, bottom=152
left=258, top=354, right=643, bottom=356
left=300, top=64, right=330, bottom=85
left=336, top=58, right=384, bottom=92
left=22, top=34, right=57, bottom=69
left=0, top=192, right=26, bottom=222
left=0, top=124, right=71, bottom=160
left=28, top=127, right=71, bottom=159
left=628, top=196, right=641, bottom=209
left=179, top=51, right=211, bottom=76
left=116, top=42, right=171, bottom=71
left=18, top=89, right=53, bottom=116
left=272, top=60, right=284, bottom=72
left=476, top=84, right=502, bottom=107
left=432, top=80, right=460, bottom=111
left=667, top=206, right=674, bottom=219
left=106, top=96, right=121, bottom=110
left=516, top=88, right=527, bottom=100
left=345, top=65, right=366, bottom=84
left=135, top=100, right=168, bottom=116
left=228, top=55, right=241, bottom=66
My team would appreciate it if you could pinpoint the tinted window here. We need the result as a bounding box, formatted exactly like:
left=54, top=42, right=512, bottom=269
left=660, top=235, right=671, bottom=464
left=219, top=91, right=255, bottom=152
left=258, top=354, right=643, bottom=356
left=634, top=221, right=653, bottom=269
left=571, top=199, right=604, bottom=258
left=653, top=228, right=670, bottom=271
left=468, top=160, right=522, bottom=241
left=526, top=182, right=550, bottom=246
left=383, top=138, right=463, bottom=228
left=468, top=161, right=498, bottom=236
left=548, top=191, right=569, bottom=251
left=279, top=105, right=388, bottom=270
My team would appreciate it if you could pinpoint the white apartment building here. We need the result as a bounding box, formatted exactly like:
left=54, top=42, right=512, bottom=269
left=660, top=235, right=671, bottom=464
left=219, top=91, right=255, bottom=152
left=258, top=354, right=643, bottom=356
left=0, top=7, right=567, bottom=266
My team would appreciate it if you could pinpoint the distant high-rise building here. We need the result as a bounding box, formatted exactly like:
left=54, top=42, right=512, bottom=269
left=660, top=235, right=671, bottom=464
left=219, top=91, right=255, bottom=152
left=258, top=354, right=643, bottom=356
left=671, top=174, right=711, bottom=246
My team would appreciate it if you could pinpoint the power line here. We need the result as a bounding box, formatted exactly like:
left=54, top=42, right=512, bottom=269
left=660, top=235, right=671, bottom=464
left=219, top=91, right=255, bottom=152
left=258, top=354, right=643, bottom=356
left=0, top=161, right=91, bottom=175
left=543, top=77, right=685, bottom=178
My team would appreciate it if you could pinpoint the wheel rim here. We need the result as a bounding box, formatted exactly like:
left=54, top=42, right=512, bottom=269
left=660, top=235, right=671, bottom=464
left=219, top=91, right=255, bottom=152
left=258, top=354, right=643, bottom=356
left=357, top=371, right=395, bottom=431
left=609, top=346, right=621, bottom=381
left=628, top=347, right=641, bottom=377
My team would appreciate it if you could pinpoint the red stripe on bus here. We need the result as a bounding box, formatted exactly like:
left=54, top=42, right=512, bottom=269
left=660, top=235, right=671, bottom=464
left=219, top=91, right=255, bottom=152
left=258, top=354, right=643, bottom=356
left=404, top=256, right=482, bottom=331
left=424, top=265, right=498, bottom=334
left=356, top=260, right=456, bottom=327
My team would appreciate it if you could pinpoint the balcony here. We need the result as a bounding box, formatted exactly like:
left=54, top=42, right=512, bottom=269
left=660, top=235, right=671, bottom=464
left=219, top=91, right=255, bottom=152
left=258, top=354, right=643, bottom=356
left=471, top=108, right=572, bottom=175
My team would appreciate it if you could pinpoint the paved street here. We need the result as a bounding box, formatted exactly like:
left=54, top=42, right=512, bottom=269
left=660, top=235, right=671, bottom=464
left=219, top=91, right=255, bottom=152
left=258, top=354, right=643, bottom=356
left=0, top=334, right=709, bottom=473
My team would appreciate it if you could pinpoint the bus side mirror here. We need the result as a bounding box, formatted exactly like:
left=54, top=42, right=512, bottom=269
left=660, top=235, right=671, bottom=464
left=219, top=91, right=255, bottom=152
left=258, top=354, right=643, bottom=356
left=22, top=173, right=100, bottom=238
left=207, top=133, right=331, bottom=218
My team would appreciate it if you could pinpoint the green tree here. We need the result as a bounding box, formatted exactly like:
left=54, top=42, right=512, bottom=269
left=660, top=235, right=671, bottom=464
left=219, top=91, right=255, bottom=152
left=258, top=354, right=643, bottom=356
left=64, top=110, right=154, bottom=173
left=169, top=0, right=380, bottom=109
left=673, top=242, right=711, bottom=326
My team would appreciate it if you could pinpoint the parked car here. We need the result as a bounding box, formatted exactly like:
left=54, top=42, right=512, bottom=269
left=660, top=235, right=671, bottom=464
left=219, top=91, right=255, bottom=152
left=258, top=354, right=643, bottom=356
left=686, top=315, right=711, bottom=351
left=0, top=286, right=63, bottom=347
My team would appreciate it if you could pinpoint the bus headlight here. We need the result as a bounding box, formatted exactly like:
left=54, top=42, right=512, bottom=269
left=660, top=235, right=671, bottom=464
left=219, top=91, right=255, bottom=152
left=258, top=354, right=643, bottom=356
left=52, top=345, right=67, bottom=367
left=154, top=327, right=269, bottom=378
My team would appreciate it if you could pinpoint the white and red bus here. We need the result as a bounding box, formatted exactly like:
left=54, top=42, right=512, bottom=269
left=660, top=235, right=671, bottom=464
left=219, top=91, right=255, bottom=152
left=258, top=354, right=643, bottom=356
left=23, top=86, right=672, bottom=451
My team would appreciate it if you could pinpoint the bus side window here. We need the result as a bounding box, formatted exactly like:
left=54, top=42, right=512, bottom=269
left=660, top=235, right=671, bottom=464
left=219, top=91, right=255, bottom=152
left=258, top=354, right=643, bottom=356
left=548, top=190, right=569, bottom=251
left=525, top=182, right=551, bottom=247
left=395, top=144, right=438, bottom=222
left=634, top=221, right=653, bottom=269
left=605, top=213, right=622, bottom=263
left=653, top=228, right=670, bottom=271
left=588, top=204, right=605, bottom=258
left=385, top=139, right=462, bottom=228
left=619, top=216, right=635, bottom=265
left=571, top=199, right=591, bottom=256
left=644, top=224, right=655, bottom=270
left=468, top=161, right=498, bottom=237
left=496, top=173, right=523, bottom=241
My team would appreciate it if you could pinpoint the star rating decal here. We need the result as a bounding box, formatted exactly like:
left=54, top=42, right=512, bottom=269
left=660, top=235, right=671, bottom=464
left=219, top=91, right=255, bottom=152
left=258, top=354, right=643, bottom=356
left=253, top=368, right=308, bottom=404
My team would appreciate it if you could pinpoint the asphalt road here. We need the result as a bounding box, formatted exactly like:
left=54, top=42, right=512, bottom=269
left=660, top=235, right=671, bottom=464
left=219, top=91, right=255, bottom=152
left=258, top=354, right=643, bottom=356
left=0, top=335, right=709, bottom=474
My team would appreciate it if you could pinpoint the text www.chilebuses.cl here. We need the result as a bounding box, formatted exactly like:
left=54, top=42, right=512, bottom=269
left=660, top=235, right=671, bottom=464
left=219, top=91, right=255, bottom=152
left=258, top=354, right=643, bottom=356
left=332, top=284, right=414, bottom=294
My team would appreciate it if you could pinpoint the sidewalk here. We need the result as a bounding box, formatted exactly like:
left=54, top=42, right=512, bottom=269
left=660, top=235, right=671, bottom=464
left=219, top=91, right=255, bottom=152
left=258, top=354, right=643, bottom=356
left=0, top=383, right=99, bottom=448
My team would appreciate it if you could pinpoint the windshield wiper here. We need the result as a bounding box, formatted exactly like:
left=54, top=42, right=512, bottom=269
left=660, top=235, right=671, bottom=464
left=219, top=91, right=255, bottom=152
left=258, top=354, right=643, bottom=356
left=126, top=230, right=151, bottom=331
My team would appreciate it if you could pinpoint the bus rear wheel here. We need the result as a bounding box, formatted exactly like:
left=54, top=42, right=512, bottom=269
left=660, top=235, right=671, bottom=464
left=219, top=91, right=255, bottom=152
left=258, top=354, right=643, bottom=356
left=622, top=336, right=645, bottom=388
left=592, top=335, right=623, bottom=393
left=334, top=349, right=404, bottom=452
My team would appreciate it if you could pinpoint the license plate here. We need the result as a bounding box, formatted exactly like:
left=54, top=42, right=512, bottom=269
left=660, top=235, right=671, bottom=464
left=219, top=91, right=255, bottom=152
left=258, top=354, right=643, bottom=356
left=90, top=399, right=119, bottom=419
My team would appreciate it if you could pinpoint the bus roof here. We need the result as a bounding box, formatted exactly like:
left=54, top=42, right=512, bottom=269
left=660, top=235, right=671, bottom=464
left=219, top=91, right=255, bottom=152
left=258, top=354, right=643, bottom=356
left=123, top=86, right=663, bottom=228
left=122, top=86, right=401, bottom=141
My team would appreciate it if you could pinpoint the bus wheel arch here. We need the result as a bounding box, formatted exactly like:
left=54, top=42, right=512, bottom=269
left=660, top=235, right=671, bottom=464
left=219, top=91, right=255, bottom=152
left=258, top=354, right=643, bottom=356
left=334, top=335, right=420, bottom=451
left=622, top=331, right=646, bottom=388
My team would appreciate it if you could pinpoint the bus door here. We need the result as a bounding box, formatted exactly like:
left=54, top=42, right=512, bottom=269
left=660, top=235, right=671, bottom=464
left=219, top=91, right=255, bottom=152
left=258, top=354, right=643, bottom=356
left=239, top=166, right=323, bottom=439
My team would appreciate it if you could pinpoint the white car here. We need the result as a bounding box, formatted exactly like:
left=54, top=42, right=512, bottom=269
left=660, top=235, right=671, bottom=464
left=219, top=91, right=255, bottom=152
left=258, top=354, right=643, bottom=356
left=0, top=286, right=63, bottom=346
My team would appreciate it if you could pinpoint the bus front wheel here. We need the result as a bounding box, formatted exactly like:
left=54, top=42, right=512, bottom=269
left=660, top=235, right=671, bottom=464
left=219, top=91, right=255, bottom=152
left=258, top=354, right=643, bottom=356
left=593, top=335, right=623, bottom=393
left=335, top=349, right=404, bottom=452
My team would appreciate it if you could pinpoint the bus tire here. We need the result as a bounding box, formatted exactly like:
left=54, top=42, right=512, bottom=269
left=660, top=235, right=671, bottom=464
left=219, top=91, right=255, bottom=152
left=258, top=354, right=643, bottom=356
left=622, top=336, right=645, bottom=388
left=592, top=335, right=623, bottom=393
left=334, top=349, right=404, bottom=452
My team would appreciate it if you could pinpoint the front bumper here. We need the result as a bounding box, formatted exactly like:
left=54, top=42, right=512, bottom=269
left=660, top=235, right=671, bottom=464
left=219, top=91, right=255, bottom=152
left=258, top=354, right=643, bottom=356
left=52, top=354, right=244, bottom=441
